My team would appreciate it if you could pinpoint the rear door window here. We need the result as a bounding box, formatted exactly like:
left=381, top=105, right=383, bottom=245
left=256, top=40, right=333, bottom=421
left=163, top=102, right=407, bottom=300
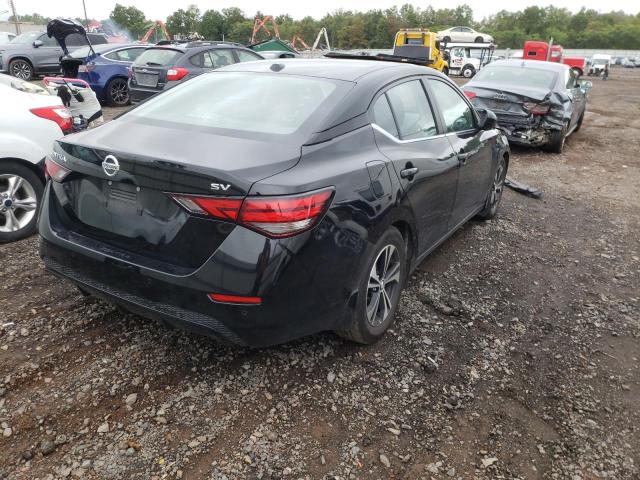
left=385, top=80, right=437, bottom=140
left=208, top=49, right=235, bottom=68
left=372, top=95, right=399, bottom=138
left=111, top=47, right=147, bottom=62
left=428, top=80, right=475, bottom=132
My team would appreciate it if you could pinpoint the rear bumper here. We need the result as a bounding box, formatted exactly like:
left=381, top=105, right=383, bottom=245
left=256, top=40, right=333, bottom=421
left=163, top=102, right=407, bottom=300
left=129, top=85, right=162, bottom=104
left=38, top=183, right=361, bottom=346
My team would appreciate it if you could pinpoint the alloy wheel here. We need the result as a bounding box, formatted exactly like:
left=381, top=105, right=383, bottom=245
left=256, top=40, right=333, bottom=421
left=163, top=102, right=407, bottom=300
left=366, top=244, right=401, bottom=327
left=0, top=174, right=38, bottom=233
left=110, top=79, right=129, bottom=105
left=489, top=161, right=506, bottom=209
left=10, top=61, right=32, bottom=80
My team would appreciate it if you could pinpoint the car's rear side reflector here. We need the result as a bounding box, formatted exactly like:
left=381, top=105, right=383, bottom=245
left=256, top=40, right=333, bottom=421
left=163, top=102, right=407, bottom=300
left=44, top=157, right=71, bottom=182
left=208, top=293, right=262, bottom=305
left=170, top=188, right=334, bottom=238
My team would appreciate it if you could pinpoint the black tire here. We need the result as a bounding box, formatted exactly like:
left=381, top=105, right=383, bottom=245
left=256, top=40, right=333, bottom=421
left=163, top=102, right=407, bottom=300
left=475, top=36, right=484, bottom=43
left=336, top=227, right=407, bottom=344
left=9, top=59, right=33, bottom=81
left=461, top=65, right=475, bottom=78
left=0, top=161, right=44, bottom=243
left=544, top=122, right=568, bottom=154
left=476, top=155, right=507, bottom=220
left=106, top=77, right=130, bottom=107
left=442, top=36, right=451, bottom=44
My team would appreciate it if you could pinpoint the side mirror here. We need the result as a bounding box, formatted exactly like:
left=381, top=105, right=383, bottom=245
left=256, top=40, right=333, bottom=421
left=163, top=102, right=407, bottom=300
left=580, top=80, right=593, bottom=92
left=33, top=40, right=43, bottom=48
left=476, top=108, right=497, bottom=130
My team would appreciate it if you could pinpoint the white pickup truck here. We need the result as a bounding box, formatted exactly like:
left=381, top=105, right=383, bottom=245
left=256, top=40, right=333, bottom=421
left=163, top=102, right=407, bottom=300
left=588, top=54, right=612, bottom=76
left=445, top=42, right=495, bottom=78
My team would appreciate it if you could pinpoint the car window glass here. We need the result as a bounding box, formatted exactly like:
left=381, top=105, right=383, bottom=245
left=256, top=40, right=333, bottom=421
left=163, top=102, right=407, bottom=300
left=189, top=51, right=212, bottom=68
left=372, top=95, right=399, bottom=138
left=386, top=80, right=437, bottom=140
left=209, top=49, right=235, bottom=68
left=429, top=80, right=475, bottom=132
left=39, top=34, right=58, bottom=47
left=236, top=50, right=262, bottom=63
left=117, top=48, right=146, bottom=62
left=566, top=68, right=577, bottom=89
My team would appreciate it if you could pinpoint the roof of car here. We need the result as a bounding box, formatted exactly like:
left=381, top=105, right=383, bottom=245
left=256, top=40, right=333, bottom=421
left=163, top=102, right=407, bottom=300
left=219, top=58, right=436, bottom=82
left=488, top=59, right=569, bottom=72
left=150, top=41, right=250, bottom=52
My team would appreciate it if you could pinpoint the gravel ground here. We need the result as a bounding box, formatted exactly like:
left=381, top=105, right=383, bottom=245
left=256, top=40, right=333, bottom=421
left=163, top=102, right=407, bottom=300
left=1, top=72, right=638, bottom=480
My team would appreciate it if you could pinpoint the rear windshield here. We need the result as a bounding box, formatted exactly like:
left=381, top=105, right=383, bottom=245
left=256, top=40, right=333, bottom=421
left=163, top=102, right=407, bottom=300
left=134, top=48, right=183, bottom=67
left=70, top=44, right=118, bottom=59
left=128, top=72, right=350, bottom=136
left=473, top=66, right=557, bottom=89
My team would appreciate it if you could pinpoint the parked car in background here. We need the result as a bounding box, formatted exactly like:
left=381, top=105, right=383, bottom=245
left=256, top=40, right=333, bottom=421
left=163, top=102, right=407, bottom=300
left=128, top=41, right=263, bottom=103
left=0, top=73, right=72, bottom=243
left=437, top=26, right=493, bottom=44
left=39, top=58, right=509, bottom=347
left=0, top=31, right=16, bottom=45
left=59, top=43, right=148, bottom=106
left=588, top=54, right=611, bottom=76
left=463, top=59, right=591, bottom=153
left=0, top=30, right=108, bottom=80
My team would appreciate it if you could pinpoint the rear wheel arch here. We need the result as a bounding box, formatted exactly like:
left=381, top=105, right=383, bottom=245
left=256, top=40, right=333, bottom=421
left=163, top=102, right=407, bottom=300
left=1, top=157, right=45, bottom=184
left=391, top=220, right=416, bottom=270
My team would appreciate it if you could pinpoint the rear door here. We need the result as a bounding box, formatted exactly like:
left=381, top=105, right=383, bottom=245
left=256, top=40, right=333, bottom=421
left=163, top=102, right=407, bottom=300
left=371, top=78, right=459, bottom=254
left=131, top=47, right=183, bottom=92
left=427, top=78, right=494, bottom=227
left=34, top=33, right=63, bottom=72
left=563, top=68, right=585, bottom=129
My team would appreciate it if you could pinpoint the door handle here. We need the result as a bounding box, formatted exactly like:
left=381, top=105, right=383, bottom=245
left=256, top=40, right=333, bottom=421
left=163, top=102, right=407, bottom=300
left=400, top=167, right=418, bottom=179
left=458, top=152, right=471, bottom=164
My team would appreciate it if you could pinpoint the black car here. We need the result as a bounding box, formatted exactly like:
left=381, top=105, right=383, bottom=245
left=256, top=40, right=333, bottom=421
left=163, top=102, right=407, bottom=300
left=39, top=58, right=509, bottom=347
left=463, top=59, right=592, bottom=153
left=128, top=41, right=263, bottom=103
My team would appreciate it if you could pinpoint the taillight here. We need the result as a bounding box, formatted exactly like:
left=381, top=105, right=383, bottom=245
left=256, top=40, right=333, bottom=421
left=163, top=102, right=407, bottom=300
left=170, top=188, right=334, bottom=238
left=523, top=102, right=550, bottom=115
left=44, top=156, right=71, bottom=182
left=78, top=62, right=95, bottom=73
left=30, top=106, right=73, bottom=133
left=166, top=67, right=189, bottom=81
left=463, top=90, right=477, bottom=100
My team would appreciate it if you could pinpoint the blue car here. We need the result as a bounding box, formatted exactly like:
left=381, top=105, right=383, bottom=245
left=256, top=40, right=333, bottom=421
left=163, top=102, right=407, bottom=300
left=61, top=43, right=149, bottom=106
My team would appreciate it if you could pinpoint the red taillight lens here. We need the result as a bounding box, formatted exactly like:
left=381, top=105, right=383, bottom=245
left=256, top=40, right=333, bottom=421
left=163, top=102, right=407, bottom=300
left=170, top=188, right=334, bottom=238
left=208, top=293, right=262, bottom=305
left=238, top=189, right=333, bottom=237
left=166, top=67, right=189, bottom=81
left=171, top=195, right=243, bottom=221
left=463, top=90, right=477, bottom=100
left=30, top=106, right=73, bottom=133
left=78, top=62, right=96, bottom=73
left=44, top=157, right=71, bottom=182
left=523, top=102, right=550, bottom=115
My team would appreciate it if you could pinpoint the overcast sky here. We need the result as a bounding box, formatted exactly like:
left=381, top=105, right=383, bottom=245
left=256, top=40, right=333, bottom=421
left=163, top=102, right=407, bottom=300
left=2, top=0, right=639, bottom=23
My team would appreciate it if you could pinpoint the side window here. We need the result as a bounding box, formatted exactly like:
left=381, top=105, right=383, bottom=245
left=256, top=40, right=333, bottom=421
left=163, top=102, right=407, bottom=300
left=386, top=80, right=438, bottom=140
left=372, top=95, right=399, bottom=138
left=429, top=80, right=475, bottom=132
left=208, top=49, right=235, bottom=68
left=116, top=48, right=146, bottom=62
left=236, top=50, right=262, bottom=63
left=565, top=68, right=577, bottom=89
left=189, top=52, right=212, bottom=68
left=39, top=34, right=58, bottom=47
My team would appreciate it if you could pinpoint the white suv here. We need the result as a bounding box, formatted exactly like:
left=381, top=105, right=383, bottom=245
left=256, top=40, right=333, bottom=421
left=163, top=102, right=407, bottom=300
left=0, top=73, right=72, bottom=242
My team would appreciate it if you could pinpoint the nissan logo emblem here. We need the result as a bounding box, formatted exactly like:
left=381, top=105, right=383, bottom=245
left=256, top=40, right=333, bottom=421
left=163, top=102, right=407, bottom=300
left=102, top=155, right=120, bottom=177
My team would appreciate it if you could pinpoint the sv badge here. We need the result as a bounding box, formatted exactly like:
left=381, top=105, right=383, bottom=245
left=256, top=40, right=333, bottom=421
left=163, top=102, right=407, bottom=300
left=211, top=183, right=231, bottom=191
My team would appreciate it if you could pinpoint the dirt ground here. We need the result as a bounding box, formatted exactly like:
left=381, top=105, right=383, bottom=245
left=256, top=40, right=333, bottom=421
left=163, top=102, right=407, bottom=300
left=1, top=71, right=639, bottom=480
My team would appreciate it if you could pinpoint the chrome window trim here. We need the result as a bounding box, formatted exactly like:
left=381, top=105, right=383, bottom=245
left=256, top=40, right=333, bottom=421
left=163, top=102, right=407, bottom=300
left=371, top=123, right=447, bottom=143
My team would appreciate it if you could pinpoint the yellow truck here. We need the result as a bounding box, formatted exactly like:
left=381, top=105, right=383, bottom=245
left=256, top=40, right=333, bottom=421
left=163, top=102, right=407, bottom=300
left=393, top=29, right=449, bottom=74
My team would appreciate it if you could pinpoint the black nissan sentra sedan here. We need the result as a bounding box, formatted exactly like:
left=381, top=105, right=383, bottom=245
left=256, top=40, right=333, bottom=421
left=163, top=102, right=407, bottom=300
left=39, top=58, right=509, bottom=347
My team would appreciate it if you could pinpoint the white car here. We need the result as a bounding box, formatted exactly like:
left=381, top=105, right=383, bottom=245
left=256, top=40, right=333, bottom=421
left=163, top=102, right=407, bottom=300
left=0, top=31, right=16, bottom=45
left=437, top=26, right=493, bottom=44
left=0, top=73, right=72, bottom=242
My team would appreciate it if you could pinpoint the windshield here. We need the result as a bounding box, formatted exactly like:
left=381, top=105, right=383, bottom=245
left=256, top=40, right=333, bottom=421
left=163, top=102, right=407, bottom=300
left=134, top=48, right=182, bottom=66
left=128, top=72, right=350, bottom=136
left=593, top=59, right=608, bottom=65
left=10, top=31, right=42, bottom=44
left=473, top=66, right=558, bottom=89
left=70, top=44, right=117, bottom=59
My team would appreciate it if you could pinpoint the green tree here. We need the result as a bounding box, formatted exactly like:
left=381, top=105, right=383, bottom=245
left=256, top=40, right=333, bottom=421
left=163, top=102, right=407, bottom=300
left=109, top=4, right=147, bottom=38
left=166, top=5, right=202, bottom=37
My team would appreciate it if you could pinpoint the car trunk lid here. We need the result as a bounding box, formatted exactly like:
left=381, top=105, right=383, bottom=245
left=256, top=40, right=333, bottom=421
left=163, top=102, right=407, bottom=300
left=53, top=117, right=302, bottom=270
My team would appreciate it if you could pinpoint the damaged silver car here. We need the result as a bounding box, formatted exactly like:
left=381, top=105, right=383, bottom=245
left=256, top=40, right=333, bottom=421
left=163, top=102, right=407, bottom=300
left=463, top=60, right=591, bottom=153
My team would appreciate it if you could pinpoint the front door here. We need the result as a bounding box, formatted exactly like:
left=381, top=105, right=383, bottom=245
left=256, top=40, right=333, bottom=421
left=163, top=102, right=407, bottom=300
left=427, top=78, right=496, bottom=227
left=371, top=79, right=459, bottom=254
